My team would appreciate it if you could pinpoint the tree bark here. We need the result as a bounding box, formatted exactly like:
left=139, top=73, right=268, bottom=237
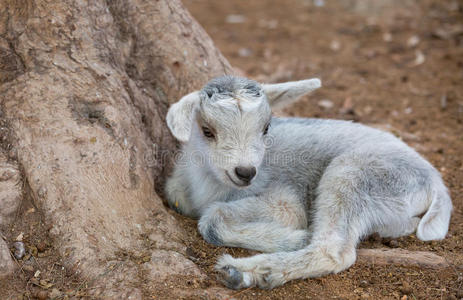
left=0, top=0, right=232, bottom=297
left=0, top=151, right=21, bottom=278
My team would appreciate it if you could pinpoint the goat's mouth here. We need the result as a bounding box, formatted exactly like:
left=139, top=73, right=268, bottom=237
left=225, top=171, right=250, bottom=187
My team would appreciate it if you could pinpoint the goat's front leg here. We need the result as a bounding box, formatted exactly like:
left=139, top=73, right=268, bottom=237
left=165, top=167, right=198, bottom=217
left=198, top=187, right=310, bottom=253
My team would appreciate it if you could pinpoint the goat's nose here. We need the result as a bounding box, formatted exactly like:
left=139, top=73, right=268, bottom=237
left=235, top=166, right=256, bottom=182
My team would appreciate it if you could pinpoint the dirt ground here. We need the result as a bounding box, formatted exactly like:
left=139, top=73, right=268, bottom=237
left=1, top=0, right=462, bottom=299
left=180, top=0, right=463, bottom=299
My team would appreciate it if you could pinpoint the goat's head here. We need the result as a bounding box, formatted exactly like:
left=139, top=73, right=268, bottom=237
left=167, top=76, right=321, bottom=188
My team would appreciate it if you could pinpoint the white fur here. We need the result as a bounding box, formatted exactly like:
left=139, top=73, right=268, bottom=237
left=263, top=78, right=321, bottom=109
left=166, top=91, right=201, bottom=143
left=165, top=76, right=452, bottom=290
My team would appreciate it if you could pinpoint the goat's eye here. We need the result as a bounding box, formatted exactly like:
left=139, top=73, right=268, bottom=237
left=263, top=123, right=270, bottom=135
left=202, top=127, right=215, bottom=139
left=246, top=89, right=261, bottom=97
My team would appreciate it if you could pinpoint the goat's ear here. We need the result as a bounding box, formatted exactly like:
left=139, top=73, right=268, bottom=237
left=263, top=78, right=321, bottom=109
left=166, top=91, right=201, bottom=143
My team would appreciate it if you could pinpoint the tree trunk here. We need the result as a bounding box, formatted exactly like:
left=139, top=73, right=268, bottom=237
left=0, top=0, right=232, bottom=297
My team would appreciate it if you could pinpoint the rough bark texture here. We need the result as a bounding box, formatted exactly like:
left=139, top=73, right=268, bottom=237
left=0, top=152, right=21, bottom=278
left=0, top=152, right=21, bottom=229
left=0, top=0, right=232, bottom=297
left=0, top=237, right=15, bottom=278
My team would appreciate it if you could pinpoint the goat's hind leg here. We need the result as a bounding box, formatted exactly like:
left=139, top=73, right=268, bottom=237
left=215, top=203, right=361, bottom=290
left=376, top=217, right=421, bottom=238
left=198, top=186, right=309, bottom=253
left=215, top=156, right=384, bottom=289
left=215, top=191, right=361, bottom=289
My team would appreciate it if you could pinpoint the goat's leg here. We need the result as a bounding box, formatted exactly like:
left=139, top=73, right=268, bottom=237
left=214, top=150, right=435, bottom=289
left=198, top=186, right=310, bottom=252
left=376, top=217, right=421, bottom=238
left=214, top=189, right=361, bottom=289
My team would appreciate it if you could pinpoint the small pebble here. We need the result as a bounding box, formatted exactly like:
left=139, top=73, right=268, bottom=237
left=389, top=240, right=400, bottom=248
left=359, top=280, right=369, bottom=288
left=13, top=241, right=25, bottom=259
left=318, top=99, right=334, bottom=110
left=15, top=232, right=24, bottom=242
left=407, top=35, right=420, bottom=48
left=313, top=0, right=325, bottom=7
left=225, top=14, right=246, bottom=24
left=36, top=290, right=48, bottom=300
left=400, top=281, right=412, bottom=295
left=330, top=40, right=341, bottom=51
left=383, top=239, right=399, bottom=248
left=383, top=32, right=393, bottom=42
left=238, top=48, right=252, bottom=57
left=412, top=50, right=425, bottom=66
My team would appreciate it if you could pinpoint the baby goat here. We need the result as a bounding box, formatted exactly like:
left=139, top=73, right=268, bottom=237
left=165, top=76, right=452, bottom=290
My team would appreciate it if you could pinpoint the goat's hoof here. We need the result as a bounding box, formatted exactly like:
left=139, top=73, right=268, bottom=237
left=217, top=265, right=244, bottom=290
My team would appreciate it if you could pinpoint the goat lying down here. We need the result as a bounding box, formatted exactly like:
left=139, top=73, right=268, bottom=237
left=165, top=76, right=452, bottom=290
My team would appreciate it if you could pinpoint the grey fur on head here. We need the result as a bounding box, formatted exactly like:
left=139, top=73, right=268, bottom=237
left=201, top=75, right=262, bottom=100
left=165, top=75, right=452, bottom=290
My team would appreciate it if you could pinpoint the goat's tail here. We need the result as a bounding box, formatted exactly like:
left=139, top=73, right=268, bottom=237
left=416, top=177, right=452, bottom=241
